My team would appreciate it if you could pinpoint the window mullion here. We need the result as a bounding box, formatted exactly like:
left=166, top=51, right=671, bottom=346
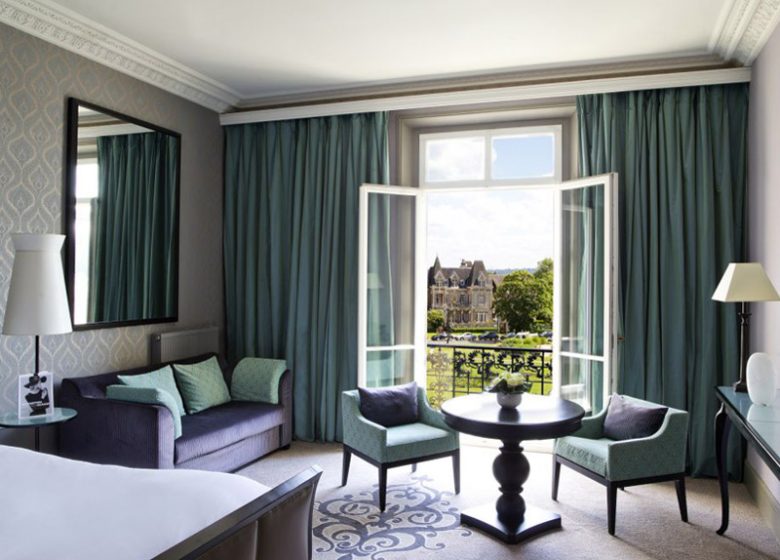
left=484, top=133, right=491, bottom=183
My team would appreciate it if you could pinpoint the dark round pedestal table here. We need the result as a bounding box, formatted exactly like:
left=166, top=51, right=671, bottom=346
left=441, top=393, right=584, bottom=544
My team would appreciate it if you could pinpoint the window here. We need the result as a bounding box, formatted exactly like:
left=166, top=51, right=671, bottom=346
left=74, top=160, right=99, bottom=325
left=420, top=125, right=562, bottom=188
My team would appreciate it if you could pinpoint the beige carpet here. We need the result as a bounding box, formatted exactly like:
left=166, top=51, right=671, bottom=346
left=238, top=441, right=780, bottom=560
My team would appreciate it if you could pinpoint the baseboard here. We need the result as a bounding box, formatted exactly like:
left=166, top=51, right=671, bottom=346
left=744, top=459, right=780, bottom=544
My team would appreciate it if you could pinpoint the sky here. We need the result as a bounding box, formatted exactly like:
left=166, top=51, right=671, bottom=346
left=425, top=133, right=555, bottom=183
left=426, top=189, right=554, bottom=270
left=423, top=132, right=555, bottom=270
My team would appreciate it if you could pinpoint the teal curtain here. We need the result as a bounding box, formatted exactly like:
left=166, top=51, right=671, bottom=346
left=577, top=84, right=748, bottom=477
left=224, top=112, right=388, bottom=441
left=89, top=132, right=178, bottom=322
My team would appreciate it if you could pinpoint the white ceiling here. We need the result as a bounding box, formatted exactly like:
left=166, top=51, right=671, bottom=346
left=4, top=0, right=776, bottom=112
left=50, top=0, right=730, bottom=99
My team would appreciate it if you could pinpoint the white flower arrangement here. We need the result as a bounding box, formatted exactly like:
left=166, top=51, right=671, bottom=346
left=488, top=371, right=533, bottom=395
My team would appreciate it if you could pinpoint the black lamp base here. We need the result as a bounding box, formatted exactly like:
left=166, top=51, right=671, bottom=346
left=736, top=303, right=750, bottom=394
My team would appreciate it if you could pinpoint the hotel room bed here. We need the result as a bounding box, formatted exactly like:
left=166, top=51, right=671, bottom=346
left=0, top=445, right=321, bottom=560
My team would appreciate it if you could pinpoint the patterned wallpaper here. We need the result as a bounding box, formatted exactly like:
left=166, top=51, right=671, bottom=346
left=0, top=22, right=224, bottom=435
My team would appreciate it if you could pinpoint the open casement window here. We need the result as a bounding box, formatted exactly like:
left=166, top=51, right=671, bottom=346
left=358, top=173, right=618, bottom=408
left=552, top=173, right=618, bottom=413
left=358, top=186, right=427, bottom=387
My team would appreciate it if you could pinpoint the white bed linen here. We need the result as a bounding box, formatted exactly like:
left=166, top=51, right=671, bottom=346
left=0, top=444, right=269, bottom=560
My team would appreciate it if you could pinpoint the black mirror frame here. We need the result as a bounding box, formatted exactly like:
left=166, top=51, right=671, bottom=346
left=63, top=97, right=181, bottom=330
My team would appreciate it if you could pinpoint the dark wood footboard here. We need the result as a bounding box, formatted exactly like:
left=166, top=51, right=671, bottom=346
left=154, top=466, right=323, bottom=560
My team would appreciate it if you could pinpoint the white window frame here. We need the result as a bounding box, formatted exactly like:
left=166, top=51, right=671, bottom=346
left=357, top=185, right=428, bottom=388
left=551, top=173, right=618, bottom=411
left=358, top=176, right=617, bottom=399
left=419, top=124, right=563, bottom=189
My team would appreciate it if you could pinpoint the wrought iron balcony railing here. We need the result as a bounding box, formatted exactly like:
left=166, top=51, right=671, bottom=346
left=426, top=342, right=553, bottom=409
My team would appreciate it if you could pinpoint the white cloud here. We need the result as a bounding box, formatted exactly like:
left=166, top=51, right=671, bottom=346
left=425, top=137, right=485, bottom=182
left=426, top=189, right=553, bottom=270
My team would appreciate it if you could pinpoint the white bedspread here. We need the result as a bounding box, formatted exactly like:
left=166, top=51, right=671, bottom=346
left=0, top=445, right=269, bottom=560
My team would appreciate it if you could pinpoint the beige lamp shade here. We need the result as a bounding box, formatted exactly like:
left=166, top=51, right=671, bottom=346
left=3, top=234, right=72, bottom=335
left=712, top=262, right=780, bottom=303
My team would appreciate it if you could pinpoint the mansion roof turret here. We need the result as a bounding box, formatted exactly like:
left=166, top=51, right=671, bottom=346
left=429, top=258, right=490, bottom=288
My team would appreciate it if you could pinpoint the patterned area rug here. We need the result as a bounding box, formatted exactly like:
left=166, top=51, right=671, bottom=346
left=313, top=476, right=472, bottom=559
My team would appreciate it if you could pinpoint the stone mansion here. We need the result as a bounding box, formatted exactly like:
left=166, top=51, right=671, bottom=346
left=427, top=257, right=499, bottom=328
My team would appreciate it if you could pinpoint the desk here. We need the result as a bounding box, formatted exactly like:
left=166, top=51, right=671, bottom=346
left=715, top=387, right=780, bottom=535
left=441, top=393, right=584, bottom=544
left=0, top=407, right=77, bottom=451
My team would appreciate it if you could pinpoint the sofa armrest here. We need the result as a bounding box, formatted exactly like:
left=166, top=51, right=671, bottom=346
left=341, top=390, right=387, bottom=462
left=231, top=358, right=287, bottom=405
left=59, top=380, right=175, bottom=469
left=278, top=370, right=293, bottom=447
left=606, top=409, right=688, bottom=480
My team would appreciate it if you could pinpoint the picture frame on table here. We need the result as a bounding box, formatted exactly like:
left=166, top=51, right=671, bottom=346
left=18, top=372, right=54, bottom=418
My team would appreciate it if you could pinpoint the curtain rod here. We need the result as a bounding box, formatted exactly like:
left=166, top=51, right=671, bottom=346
left=220, top=68, right=750, bottom=126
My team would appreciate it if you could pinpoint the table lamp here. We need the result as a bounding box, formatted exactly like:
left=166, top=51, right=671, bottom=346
left=712, top=262, right=780, bottom=392
left=2, top=234, right=73, bottom=383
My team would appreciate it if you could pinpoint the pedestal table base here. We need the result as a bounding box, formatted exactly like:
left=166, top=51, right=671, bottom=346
left=459, top=439, right=562, bottom=544
left=461, top=504, right=561, bottom=544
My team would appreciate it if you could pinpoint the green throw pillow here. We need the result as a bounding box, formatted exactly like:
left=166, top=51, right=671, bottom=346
left=231, top=357, right=287, bottom=404
left=173, top=356, right=231, bottom=414
left=106, top=385, right=183, bottom=438
left=118, top=365, right=186, bottom=417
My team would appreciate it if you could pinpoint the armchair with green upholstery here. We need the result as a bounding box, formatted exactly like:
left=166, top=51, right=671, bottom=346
left=552, top=395, right=689, bottom=535
left=341, top=387, right=460, bottom=511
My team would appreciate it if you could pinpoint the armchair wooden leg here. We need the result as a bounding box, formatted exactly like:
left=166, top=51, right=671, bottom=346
left=341, top=448, right=351, bottom=487
left=607, top=482, right=618, bottom=536
left=379, top=465, right=388, bottom=512
left=551, top=455, right=561, bottom=501
left=411, top=463, right=417, bottom=473
left=675, top=476, right=688, bottom=522
left=452, top=449, right=461, bottom=494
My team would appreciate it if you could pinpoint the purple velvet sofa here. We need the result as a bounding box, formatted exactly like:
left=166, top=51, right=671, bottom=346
left=58, top=353, right=292, bottom=472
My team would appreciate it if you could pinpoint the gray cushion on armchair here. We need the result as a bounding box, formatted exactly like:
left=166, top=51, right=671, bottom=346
left=602, top=394, right=668, bottom=440
left=357, top=381, right=419, bottom=427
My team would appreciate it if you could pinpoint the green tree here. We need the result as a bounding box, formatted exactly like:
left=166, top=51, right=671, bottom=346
left=427, top=309, right=445, bottom=332
left=493, top=259, right=553, bottom=332
left=532, top=258, right=553, bottom=329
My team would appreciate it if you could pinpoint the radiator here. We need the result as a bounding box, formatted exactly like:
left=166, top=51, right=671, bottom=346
left=151, top=327, right=221, bottom=363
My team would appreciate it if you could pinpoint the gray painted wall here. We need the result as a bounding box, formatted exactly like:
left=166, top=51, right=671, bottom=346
left=748, top=18, right=780, bottom=521
left=0, top=22, right=223, bottom=448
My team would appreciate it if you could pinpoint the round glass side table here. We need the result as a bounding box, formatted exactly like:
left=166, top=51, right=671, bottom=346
left=0, top=407, right=77, bottom=451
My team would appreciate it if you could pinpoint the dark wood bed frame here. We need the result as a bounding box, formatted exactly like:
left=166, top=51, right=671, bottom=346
left=153, top=466, right=323, bottom=560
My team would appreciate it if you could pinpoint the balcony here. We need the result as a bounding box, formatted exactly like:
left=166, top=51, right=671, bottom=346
left=426, top=342, right=553, bottom=409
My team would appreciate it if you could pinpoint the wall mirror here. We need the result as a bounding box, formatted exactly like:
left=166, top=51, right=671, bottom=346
left=64, top=98, right=180, bottom=329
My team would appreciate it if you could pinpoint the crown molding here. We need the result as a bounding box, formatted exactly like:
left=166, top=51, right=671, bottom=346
left=711, top=0, right=780, bottom=64
left=235, top=54, right=726, bottom=111
left=0, top=0, right=766, bottom=116
left=220, top=68, right=751, bottom=126
left=0, top=0, right=239, bottom=112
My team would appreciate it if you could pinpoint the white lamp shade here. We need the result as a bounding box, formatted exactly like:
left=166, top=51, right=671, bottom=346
left=3, top=234, right=72, bottom=335
left=712, top=262, right=780, bottom=302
